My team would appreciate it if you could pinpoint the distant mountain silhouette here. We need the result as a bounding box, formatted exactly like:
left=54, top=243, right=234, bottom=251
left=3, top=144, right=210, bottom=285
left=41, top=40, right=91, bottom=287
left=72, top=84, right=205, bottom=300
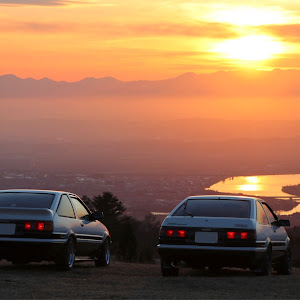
left=1, top=69, right=300, bottom=98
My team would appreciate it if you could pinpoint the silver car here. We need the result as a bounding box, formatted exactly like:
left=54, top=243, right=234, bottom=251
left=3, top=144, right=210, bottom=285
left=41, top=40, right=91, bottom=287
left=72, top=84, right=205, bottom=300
left=157, top=195, right=291, bottom=276
left=0, top=189, right=111, bottom=270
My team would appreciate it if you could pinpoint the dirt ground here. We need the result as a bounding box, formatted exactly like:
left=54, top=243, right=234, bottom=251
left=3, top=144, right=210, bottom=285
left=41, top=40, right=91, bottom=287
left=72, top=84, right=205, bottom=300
left=0, top=260, right=299, bottom=299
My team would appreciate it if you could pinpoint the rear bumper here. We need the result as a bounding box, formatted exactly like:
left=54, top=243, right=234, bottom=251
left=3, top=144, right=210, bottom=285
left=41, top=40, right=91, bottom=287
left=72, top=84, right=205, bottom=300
left=0, top=237, right=67, bottom=262
left=157, top=244, right=266, bottom=268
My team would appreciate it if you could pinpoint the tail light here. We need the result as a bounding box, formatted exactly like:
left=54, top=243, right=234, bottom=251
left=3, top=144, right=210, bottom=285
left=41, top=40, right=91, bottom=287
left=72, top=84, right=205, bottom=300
left=160, top=228, right=187, bottom=238
left=227, top=231, right=236, bottom=239
left=226, top=231, right=253, bottom=240
left=240, top=232, right=248, bottom=239
left=24, top=221, right=53, bottom=232
left=24, top=222, right=31, bottom=230
left=166, top=230, right=173, bottom=237
left=178, top=230, right=186, bottom=238
left=37, top=222, right=45, bottom=231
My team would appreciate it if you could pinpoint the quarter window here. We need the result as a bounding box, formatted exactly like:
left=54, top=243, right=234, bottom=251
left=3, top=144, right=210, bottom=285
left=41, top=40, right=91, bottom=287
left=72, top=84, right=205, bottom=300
left=57, top=195, right=75, bottom=218
left=71, top=197, right=90, bottom=220
left=262, top=203, right=276, bottom=224
left=256, top=202, right=269, bottom=225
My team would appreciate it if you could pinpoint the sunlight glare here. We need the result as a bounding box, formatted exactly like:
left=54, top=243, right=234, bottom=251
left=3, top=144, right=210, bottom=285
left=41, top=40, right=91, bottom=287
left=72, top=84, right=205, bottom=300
left=246, top=176, right=259, bottom=184
left=238, top=184, right=261, bottom=192
left=214, top=35, right=284, bottom=61
left=211, top=6, right=286, bottom=26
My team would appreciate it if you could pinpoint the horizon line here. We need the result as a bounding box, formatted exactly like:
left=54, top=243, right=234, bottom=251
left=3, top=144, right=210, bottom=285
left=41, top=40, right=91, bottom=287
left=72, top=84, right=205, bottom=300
left=1, top=68, right=299, bottom=83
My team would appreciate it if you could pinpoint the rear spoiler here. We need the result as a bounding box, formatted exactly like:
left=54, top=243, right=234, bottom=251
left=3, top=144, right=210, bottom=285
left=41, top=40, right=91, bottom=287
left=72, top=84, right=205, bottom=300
left=0, top=207, right=53, bottom=220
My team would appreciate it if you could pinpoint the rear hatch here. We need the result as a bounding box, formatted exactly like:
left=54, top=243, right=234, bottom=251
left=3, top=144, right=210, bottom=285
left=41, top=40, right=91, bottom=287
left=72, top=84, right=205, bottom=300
left=0, top=208, right=54, bottom=236
left=160, top=216, right=256, bottom=247
left=160, top=198, right=256, bottom=247
left=0, top=192, right=55, bottom=237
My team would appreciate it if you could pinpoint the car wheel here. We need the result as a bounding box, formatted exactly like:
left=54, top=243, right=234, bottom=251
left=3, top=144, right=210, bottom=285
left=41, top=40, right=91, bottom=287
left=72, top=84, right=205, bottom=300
left=95, top=238, right=110, bottom=267
left=161, top=257, right=179, bottom=277
left=276, top=247, right=292, bottom=275
left=258, top=246, right=272, bottom=276
left=56, top=237, right=76, bottom=270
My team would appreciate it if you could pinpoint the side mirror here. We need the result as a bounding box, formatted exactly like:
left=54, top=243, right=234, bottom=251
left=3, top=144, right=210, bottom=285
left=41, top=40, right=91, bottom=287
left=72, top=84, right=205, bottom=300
left=91, top=211, right=104, bottom=221
left=272, top=219, right=290, bottom=227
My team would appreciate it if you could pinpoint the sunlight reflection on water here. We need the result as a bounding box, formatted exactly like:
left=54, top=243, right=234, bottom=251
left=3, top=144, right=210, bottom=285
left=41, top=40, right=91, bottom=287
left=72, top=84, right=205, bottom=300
left=277, top=204, right=300, bottom=215
left=207, top=174, right=300, bottom=198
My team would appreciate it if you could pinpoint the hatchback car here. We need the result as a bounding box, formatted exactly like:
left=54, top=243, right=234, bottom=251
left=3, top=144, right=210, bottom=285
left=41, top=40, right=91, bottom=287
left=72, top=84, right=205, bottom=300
left=157, top=195, right=291, bottom=276
left=0, top=189, right=111, bottom=270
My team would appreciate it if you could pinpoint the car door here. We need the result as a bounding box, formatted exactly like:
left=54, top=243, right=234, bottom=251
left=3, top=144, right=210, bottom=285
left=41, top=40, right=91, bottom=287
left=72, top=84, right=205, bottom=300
left=256, top=201, right=277, bottom=253
left=55, top=193, right=82, bottom=243
left=69, top=196, right=103, bottom=255
left=261, top=202, right=287, bottom=259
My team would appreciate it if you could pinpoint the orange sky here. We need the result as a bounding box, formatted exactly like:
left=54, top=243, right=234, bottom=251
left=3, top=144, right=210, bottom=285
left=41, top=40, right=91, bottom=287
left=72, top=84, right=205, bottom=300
left=1, top=0, right=300, bottom=81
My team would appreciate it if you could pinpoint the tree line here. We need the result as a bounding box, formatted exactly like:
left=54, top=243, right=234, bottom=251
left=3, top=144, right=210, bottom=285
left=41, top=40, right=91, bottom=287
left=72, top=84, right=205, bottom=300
left=82, top=192, right=160, bottom=263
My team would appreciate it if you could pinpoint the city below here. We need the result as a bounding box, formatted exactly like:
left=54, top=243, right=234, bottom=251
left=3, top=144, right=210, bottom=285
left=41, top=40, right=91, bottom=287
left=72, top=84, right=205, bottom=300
left=0, top=169, right=299, bottom=226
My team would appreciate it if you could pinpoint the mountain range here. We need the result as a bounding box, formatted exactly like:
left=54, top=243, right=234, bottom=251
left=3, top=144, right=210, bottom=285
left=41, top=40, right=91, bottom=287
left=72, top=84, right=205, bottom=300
left=1, top=69, right=300, bottom=98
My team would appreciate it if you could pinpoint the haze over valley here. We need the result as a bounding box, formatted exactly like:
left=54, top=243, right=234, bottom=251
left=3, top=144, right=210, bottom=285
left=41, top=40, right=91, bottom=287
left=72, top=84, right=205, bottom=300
left=1, top=71, right=300, bottom=225
left=1, top=71, right=300, bottom=175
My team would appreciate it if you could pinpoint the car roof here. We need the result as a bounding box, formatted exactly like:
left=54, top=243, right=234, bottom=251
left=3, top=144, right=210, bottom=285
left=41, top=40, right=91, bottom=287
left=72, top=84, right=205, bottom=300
left=186, top=195, right=260, bottom=201
left=0, top=189, right=75, bottom=196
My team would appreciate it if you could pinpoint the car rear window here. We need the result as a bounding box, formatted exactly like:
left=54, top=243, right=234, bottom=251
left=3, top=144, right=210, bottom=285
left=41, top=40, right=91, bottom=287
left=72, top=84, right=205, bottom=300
left=0, top=193, right=55, bottom=209
left=173, top=199, right=250, bottom=218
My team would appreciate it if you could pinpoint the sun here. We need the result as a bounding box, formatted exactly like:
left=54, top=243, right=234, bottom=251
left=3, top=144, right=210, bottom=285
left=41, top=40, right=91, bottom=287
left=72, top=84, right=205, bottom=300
left=213, top=35, right=284, bottom=61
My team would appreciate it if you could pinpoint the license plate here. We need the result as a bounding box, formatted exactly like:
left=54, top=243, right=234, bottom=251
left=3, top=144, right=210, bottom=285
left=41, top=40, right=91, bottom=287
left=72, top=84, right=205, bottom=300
left=0, top=223, right=16, bottom=235
left=195, top=232, right=218, bottom=243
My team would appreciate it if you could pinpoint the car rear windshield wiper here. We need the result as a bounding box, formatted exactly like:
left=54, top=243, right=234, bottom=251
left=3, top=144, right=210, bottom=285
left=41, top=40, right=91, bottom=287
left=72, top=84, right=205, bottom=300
left=183, top=200, right=193, bottom=217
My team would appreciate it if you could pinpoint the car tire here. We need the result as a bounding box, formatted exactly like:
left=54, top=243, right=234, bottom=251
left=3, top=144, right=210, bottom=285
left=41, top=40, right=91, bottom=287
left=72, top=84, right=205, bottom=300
left=161, top=257, right=179, bottom=277
left=276, top=247, right=292, bottom=275
left=56, top=237, right=76, bottom=270
left=95, top=238, right=110, bottom=267
left=257, top=246, right=272, bottom=276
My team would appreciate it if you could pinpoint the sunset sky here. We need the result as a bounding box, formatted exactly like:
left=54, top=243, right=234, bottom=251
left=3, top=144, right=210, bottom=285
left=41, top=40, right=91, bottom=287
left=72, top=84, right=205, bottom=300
left=1, top=0, right=300, bottom=81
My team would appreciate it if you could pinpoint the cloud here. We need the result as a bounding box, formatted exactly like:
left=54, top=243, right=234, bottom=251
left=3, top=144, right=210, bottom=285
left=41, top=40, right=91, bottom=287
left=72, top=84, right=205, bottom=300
left=262, top=24, right=300, bottom=42
left=83, top=21, right=238, bottom=39
left=0, top=0, right=88, bottom=6
left=130, top=22, right=237, bottom=39
left=269, top=53, right=300, bottom=68
left=0, top=21, right=69, bottom=32
left=92, top=47, right=209, bottom=58
left=0, top=19, right=238, bottom=39
left=170, top=63, right=231, bottom=71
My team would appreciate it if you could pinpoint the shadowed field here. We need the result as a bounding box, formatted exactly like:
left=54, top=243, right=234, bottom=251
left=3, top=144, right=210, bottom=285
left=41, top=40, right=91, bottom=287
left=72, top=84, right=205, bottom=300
left=0, top=260, right=298, bottom=299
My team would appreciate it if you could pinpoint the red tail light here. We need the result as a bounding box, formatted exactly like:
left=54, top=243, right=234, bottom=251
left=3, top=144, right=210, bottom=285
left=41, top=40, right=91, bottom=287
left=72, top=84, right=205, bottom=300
left=24, top=222, right=31, bottom=231
left=166, top=230, right=174, bottom=237
left=227, top=231, right=235, bottom=239
left=227, top=231, right=250, bottom=240
left=162, top=229, right=186, bottom=238
left=37, top=222, right=45, bottom=231
left=177, top=230, right=186, bottom=238
left=240, top=232, right=248, bottom=239
left=24, top=221, right=53, bottom=232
